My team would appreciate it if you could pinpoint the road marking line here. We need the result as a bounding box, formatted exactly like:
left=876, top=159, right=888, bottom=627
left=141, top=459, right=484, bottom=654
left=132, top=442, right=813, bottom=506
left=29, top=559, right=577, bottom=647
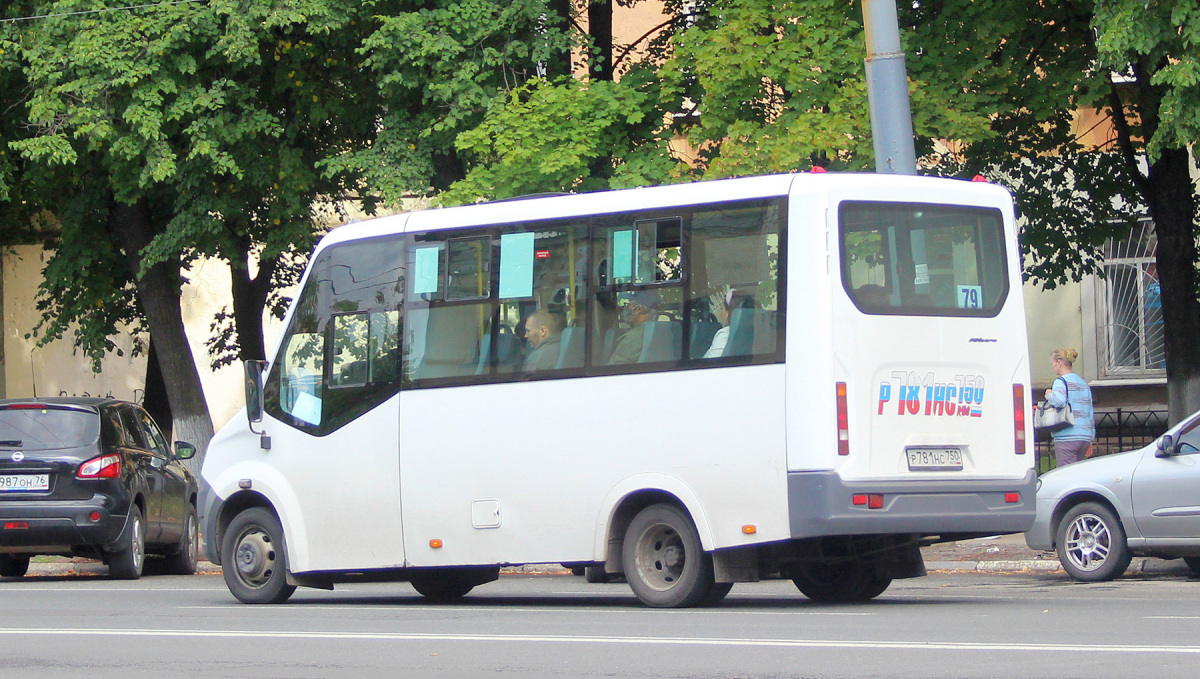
left=2, top=628, right=1200, bottom=654
left=177, top=605, right=874, bottom=616
left=0, top=588, right=217, bottom=592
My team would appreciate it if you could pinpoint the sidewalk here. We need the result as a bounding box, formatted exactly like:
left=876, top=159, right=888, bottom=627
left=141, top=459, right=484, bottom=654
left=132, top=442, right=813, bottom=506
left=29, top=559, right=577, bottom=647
left=17, top=533, right=1193, bottom=578
left=921, top=532, right=1193, bottom=576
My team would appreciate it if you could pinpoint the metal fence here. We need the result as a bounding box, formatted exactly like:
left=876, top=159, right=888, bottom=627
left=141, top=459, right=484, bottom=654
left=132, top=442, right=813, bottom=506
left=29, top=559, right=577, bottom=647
left=1034, top=408, right=1169, bottom=474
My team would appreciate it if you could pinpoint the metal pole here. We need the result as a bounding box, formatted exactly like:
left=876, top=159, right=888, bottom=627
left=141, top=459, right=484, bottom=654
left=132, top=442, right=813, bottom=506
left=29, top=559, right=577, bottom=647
left=861, top=0, right=918, bottom=175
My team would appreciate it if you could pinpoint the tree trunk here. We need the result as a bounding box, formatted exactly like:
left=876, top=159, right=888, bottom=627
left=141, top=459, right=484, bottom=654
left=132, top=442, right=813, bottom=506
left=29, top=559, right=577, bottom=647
left=544, top=0, right=573, bottom=78
left=1143, top=148, right=1200, bottom=425
left=230, top=240, right=275, bottom=362
left=589, top=0, right=614, bottom=82
left=1116, top=55, right=1200, bottom=426
left=142, top=337, right=172, bottom=441
left=108, top=198, right=214, bottom=469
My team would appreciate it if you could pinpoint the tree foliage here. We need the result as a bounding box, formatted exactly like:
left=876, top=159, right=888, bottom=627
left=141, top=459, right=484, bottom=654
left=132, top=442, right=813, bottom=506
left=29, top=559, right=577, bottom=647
left=441, top=0, right=1200, bottom=418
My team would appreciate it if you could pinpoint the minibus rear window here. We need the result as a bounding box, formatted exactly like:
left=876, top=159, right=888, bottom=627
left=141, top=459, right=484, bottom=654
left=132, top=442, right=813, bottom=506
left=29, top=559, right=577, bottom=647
left=839, top=201, right=1008, bottom=317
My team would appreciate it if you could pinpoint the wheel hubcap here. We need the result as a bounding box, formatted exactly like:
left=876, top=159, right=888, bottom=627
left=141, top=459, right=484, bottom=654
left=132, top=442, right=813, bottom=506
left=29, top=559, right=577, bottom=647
left=186, top=517, right=198, bottom=561
left=634, top=523, right=686, bottom=591
left=131, top=516, right=144, bottom=569
left=234, top=529, right=276, bottom=587
left=1065, top=514, right=1111, bottom=571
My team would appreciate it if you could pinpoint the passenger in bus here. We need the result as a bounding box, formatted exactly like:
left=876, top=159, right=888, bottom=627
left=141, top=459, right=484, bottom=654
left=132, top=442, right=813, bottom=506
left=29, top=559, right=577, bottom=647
left=523, top=310, right=566, bottom=371
left=703, top=289, right=756, bottom=358
left=854, top=284, right=890, bottom=309
left=608, top=290, right=660, bottom=365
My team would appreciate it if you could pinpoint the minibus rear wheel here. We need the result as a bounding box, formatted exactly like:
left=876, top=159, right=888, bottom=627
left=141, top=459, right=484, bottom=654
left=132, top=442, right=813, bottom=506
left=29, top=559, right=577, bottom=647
left=790, top=559, right=892, bottom=603
left=222, top=507, right=297, bottom=604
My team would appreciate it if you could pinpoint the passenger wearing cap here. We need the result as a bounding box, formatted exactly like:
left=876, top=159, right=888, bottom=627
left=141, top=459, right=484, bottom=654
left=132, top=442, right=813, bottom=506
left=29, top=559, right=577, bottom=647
left=608, top=290, right=659, bottom=365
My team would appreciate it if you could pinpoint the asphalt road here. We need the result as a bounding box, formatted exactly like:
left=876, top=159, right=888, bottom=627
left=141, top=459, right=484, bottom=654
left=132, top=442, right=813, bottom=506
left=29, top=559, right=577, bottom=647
left=2, top=570, right=1199, bottom=679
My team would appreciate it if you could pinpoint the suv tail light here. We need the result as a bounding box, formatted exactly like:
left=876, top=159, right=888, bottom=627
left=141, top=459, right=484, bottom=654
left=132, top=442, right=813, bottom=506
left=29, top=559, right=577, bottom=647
left=78, top=454, right=121, bottom=479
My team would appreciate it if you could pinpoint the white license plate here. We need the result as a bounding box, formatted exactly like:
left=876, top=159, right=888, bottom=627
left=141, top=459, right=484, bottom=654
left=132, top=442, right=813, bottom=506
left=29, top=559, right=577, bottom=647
left=906, top=447, right=963, bottom=471
left=0, top=473, right=50, bottom=492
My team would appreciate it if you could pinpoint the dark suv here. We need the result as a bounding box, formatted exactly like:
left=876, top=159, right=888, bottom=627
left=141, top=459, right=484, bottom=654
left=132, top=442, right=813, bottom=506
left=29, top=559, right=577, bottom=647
left=0, top=398, right=199, bottom=579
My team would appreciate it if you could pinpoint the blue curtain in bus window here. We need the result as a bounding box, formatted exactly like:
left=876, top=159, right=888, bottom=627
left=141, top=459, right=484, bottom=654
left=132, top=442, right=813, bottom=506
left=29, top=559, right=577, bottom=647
left=405, top=238, right=490, bottom=382
left=591, top=216, right=686, bottom=367
left=495, top=222, right=587, bottom=375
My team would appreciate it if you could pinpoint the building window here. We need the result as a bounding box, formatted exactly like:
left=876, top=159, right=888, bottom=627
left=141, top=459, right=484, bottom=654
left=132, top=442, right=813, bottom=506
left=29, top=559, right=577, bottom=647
left=1095, top=221, right=1165, bottom=378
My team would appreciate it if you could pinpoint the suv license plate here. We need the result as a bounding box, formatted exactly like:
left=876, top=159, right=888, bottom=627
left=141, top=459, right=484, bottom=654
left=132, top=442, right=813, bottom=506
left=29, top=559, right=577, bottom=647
left=0, top=474, right=50, bottom=492
left=906, top=448, right=963, bottom=471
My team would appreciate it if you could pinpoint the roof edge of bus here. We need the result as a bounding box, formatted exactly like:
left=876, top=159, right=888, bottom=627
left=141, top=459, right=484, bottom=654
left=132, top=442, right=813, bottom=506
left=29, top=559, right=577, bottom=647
left=318, top=171, right=1009, bottom=247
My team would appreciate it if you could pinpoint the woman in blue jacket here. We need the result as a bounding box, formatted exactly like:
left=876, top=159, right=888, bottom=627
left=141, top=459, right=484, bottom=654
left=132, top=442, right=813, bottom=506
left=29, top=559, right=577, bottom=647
left=1045, top=347, right=1095, bottom=467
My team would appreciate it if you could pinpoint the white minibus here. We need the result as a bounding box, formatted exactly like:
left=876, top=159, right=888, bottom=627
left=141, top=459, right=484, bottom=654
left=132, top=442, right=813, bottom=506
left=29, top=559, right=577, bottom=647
left=201, top=172, right=1035, bottom=607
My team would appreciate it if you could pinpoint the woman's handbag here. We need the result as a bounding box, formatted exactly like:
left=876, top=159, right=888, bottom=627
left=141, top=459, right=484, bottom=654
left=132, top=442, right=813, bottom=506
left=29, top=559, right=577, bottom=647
left=1034, top=377, right=1075, bottom=432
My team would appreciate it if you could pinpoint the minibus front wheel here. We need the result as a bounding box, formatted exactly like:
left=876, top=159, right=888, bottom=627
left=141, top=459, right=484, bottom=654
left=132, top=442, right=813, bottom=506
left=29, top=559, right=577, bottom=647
left=221, top=507, right=297, bottom=604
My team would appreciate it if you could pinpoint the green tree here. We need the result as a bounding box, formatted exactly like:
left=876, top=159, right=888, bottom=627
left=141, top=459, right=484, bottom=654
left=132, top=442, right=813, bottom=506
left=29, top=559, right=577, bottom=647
left=1087, top=0, right=1200, bottom=422
left=0, top=0, right=574, bottom=458
left=455, top=0, right=1200, bottom=422
left=1, top=1, right=397, bottom=460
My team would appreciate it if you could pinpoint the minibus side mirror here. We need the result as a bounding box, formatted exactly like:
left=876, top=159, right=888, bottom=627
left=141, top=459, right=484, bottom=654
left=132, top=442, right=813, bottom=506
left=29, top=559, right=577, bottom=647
left=244, top=360, right=267, bottom=425
left=243, top=360, right=272, bottom=450
left=1155, top=434, right=1176, bottom=458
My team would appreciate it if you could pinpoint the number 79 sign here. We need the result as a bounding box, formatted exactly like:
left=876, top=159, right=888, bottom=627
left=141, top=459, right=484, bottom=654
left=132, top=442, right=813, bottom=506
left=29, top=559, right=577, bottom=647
left=957, top=285, right=983, bottom=309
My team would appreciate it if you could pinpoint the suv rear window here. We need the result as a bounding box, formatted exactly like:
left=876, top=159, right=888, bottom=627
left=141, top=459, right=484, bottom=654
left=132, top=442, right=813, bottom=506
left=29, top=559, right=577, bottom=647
left=0, top=406, right=100, bottom=450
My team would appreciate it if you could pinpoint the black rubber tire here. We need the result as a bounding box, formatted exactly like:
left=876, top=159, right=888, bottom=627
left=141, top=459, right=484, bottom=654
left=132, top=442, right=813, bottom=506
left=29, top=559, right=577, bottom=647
left=162, top=504, right=199, bottom=575
left=0, top=554, right=30, bottom=578
left=410, top=570, right=477, bottom=602
left=584, top=565, right=611, bottom=583
left=1184, top=557, right=1200, bottom=577
left=700, top=581, right=734, bottom=606
left=221, top=507, right=297, bottom=604
left=1056, top=501, right=1132, bottom=582
left=106, top=506, right=146, bottom=580
left=621, top=503, right=718, bottom=608
left=790, top=560, right=892, bottom=603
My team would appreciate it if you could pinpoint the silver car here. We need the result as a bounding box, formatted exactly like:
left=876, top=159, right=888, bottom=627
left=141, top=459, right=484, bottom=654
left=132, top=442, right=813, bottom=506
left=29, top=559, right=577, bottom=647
left=1025, top=409, right=1200, bottom=581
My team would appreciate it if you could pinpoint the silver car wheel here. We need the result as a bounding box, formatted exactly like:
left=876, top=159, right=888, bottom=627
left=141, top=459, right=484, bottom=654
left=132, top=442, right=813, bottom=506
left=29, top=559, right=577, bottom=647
left=1063, top=512, right=1112, bottom=572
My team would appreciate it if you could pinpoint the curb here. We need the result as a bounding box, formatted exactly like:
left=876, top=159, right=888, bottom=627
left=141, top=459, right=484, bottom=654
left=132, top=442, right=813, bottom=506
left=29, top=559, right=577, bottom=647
left=927, top=557, right=1193, bottom=575
left=21, top=559, right=1192, bottom=579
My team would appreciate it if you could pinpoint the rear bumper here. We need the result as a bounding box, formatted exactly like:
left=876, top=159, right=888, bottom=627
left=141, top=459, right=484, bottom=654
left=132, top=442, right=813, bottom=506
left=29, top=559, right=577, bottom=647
left=787, top=469, right=1038, bottom=539
left=0, top=494, right=129, bottom=552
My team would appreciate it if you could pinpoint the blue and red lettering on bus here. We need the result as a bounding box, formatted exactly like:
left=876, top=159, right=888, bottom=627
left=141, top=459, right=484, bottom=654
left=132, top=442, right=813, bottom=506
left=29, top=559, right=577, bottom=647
left=877, top=372, right=985, bottom=417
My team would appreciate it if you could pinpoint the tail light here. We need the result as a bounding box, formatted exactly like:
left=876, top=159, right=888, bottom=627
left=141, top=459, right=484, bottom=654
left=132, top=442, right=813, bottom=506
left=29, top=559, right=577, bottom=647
left=1013, top=384, right=1026, bottom=455
left=836, top=382, right=850, bottom=456
left=78, top=454, right=121, bottom=479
